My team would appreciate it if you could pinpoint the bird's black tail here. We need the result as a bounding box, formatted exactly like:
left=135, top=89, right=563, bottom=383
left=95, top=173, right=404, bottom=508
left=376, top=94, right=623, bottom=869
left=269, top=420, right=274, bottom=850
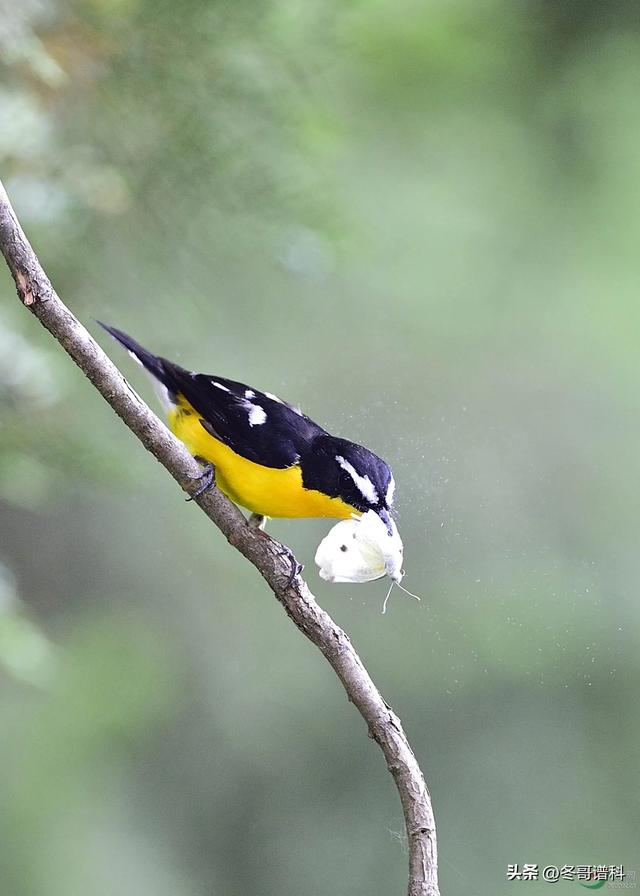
left=97, top=321, right=167, bottom=383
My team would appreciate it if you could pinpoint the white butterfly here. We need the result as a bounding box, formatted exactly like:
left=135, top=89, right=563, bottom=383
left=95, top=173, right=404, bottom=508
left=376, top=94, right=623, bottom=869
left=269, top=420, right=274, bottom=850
left=314, top=510, right=420, bottom=613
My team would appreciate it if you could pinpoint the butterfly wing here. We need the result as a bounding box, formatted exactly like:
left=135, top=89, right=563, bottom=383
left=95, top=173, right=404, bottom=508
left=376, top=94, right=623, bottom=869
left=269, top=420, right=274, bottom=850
left=314, top=519, right=386, bottom=583
left=356, top=511, right=404, bottom=582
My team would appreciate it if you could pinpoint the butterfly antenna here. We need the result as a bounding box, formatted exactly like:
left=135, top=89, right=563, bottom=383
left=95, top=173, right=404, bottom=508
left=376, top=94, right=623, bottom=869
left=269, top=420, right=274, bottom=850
left=382, top=581, right=395, bottom=615
left=397, top=582, right=421, bottom=602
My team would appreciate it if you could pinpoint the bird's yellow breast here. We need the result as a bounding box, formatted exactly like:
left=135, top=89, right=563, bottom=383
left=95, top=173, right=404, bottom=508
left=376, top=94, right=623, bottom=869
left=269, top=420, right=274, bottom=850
left=168, top=399, right=357, bottom=519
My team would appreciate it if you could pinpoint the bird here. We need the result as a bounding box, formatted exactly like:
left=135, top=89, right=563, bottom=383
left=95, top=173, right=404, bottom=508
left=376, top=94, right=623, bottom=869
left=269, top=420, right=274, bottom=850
left=98, top=323, right=397, bottom=533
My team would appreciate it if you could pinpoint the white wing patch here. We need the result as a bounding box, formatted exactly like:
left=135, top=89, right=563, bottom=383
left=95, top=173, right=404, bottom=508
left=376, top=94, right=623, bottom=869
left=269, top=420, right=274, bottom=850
left=265, top=391, right=303, bottom=416
left=208, top=379, right=297, bottom=426
left=335, top=455, right=379, bottom=505
left=246, top=403, right=267, bottom=426
left=208, top=381, right=266, bottom=425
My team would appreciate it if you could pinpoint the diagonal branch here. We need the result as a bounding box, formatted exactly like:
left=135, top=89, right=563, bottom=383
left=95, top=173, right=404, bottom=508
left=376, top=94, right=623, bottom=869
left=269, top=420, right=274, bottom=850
left=0, top=179, right=439, bottom=896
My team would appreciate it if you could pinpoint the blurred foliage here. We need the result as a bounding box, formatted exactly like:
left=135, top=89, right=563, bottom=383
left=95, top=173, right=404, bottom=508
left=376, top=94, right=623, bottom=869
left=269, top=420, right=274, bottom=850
left=2, top=1, right=640, bottom=893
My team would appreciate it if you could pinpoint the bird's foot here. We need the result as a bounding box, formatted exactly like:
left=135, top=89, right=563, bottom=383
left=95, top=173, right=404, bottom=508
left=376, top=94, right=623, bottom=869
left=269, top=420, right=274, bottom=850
left=243, top=515, right=301, bottom=585
left=276, top=545, right=304, bottom=588
left=186, top=463, right=215, bottom=501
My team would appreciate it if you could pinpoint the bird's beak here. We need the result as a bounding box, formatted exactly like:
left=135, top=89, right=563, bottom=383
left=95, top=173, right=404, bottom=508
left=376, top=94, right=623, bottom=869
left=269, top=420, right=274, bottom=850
left=377, top=507, right=394, bottom=536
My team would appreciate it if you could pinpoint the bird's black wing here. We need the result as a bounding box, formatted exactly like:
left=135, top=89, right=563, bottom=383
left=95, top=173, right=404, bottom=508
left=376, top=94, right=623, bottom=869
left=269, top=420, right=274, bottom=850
left=164, top=364, right=325, bottom=469
left=97, top=322, right=325, bottom=469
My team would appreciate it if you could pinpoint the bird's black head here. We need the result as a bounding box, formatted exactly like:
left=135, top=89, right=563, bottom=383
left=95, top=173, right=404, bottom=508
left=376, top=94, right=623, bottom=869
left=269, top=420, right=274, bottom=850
left=301, top=435, right=396, bottom=523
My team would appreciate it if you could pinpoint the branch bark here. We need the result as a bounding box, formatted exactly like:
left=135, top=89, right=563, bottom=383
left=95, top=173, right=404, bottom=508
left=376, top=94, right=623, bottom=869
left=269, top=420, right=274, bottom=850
left=0, top=180, right=439, bottom=896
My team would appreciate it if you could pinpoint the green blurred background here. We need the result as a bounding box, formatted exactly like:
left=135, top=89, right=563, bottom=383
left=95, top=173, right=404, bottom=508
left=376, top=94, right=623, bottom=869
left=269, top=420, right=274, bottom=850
left=1, top=1, right=639, bottom=893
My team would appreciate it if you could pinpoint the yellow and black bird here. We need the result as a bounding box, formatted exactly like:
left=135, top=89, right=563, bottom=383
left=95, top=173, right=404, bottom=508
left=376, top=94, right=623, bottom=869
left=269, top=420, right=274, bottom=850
left=99, top=323, right=396, bottom=531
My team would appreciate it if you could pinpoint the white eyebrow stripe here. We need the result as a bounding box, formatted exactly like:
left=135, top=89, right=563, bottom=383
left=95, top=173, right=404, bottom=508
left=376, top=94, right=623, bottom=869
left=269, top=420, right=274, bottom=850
left=247, top=403, right=267, bottom=426
left=335, top=455, right=379, bottom=505
left=265, top=391, right=282, bottom=403
left=245, top=389, right=255, bottom=398
left=212, top=380, right=230, bottom=392
left=386, top=476, right=396, bottom=507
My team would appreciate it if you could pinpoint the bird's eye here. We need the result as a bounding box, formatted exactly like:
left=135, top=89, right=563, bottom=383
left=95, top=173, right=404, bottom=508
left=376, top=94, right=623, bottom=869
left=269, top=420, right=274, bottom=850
left=340, top=544, right=348, bottom=552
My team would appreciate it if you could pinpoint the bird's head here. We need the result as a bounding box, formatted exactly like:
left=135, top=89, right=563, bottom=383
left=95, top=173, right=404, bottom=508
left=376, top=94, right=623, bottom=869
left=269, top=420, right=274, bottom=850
left=302, top=435, right=396, bottom=530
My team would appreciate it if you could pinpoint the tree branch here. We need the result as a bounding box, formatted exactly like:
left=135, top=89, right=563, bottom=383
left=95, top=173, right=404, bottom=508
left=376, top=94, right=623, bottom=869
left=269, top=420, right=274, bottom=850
left=0, top=179, right=439, bottom=896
